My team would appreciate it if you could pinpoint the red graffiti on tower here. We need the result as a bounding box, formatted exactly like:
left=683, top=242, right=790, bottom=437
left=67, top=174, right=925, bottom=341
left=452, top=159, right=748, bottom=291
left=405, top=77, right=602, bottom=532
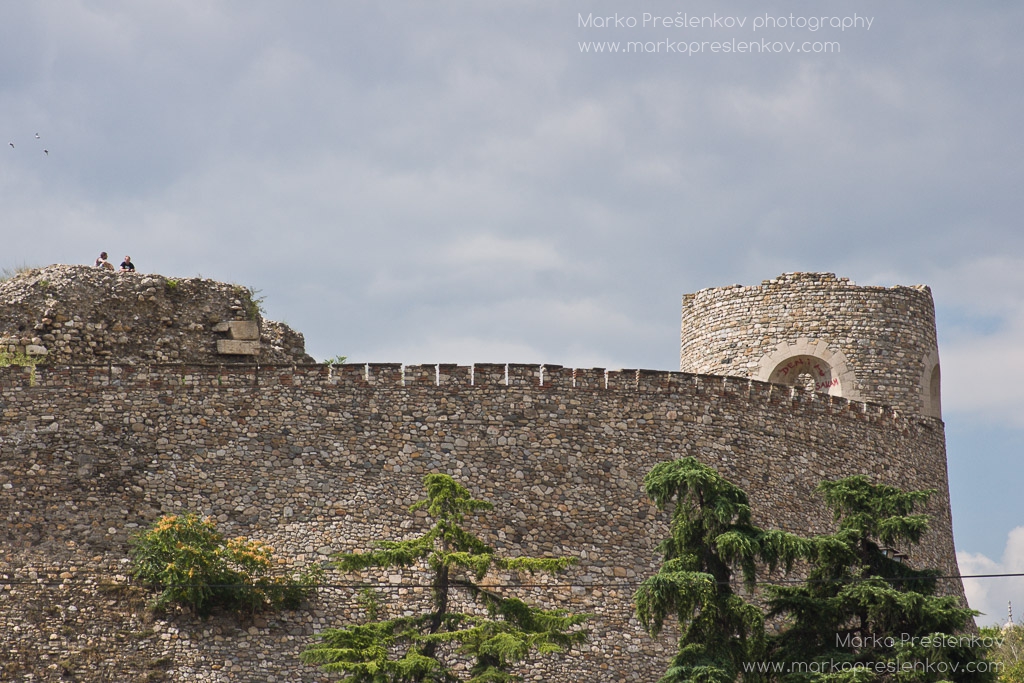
left=775, top=358, right=839, bottom=392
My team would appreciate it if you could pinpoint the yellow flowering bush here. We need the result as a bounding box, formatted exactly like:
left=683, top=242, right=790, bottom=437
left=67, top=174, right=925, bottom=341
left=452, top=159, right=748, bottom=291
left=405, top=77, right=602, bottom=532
left=129, top=513, right=320, bottom=615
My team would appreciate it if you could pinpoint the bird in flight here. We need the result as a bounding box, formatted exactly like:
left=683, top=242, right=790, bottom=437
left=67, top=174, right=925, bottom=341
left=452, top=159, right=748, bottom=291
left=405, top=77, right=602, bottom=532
left=8, top=142, right=13, bottom=148
left=35, top=133, right=40, bottom=139
left=44, top=150, right=48, bottom=155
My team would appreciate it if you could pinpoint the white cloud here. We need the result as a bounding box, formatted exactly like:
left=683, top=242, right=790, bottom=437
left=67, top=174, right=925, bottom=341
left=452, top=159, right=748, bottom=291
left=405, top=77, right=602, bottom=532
left=958, top=527, right=1024, bottom=627
left=932, top=257, right=1024, bottom=315
left=434, top=235, right=565, bottom=271
left=354, top=335, right=550, bottom=368
left=942, top=333, right=1024, bottom=426
left=930, top=257, right=1024, bottom=426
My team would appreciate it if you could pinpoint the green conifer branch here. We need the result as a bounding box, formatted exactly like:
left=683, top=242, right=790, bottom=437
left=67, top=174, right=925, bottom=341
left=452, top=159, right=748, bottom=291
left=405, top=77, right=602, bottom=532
left=302, top=474, right=587, bottom=681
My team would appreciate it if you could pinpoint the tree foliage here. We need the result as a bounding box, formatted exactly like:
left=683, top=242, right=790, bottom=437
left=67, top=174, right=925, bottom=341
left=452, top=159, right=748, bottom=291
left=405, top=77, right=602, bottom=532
left=981, top=624, right=1024, bottom=683
left=766, top=476, right=990, bottom=682
left=301, top=474, right=588, bottom=682
left=633, top=457, right=804, bottom=683
left=638, top=460, right=990, bottom=683
left=129, top=512, right=320, bottom=615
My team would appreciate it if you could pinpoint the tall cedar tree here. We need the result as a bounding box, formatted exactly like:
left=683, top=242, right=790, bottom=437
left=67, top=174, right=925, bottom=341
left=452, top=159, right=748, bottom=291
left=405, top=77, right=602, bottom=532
left=765, top=476, right=991, bottom=682
left=301, top=474, right=587, bottom=682
left=634, top=457, right=804, bottom=683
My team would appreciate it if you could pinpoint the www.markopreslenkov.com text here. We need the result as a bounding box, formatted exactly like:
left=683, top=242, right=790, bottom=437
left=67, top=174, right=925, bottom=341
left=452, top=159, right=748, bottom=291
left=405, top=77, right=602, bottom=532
left=579, top=39, right=840, bottom=55
left=742, top=660, right=1002, bottom=675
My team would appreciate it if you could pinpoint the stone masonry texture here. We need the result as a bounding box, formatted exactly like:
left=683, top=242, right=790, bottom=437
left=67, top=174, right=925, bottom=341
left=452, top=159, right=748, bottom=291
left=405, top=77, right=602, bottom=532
left=0, top=270, right=960, bottom=682
left=0, top=265, right=314, bottom=365
left=680, top=272, right=940, bottom=415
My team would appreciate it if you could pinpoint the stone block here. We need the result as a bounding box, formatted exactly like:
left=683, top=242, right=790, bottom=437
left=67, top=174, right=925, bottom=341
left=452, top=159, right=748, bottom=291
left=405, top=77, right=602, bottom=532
left=404, top=364, right=437, bottom=386
left=507, top=364, right=540, bottom=387
left=216, top=339, right=260, bottom=355
left=213, top=321, right=259, bottom=340
left=438, top=364, right=470, bottom=386
left=473, top=364, right=506, bottom=385
left=229, top=321, right=259, bottom=340
left=606, top=369, right=638, bottom=390
left=333, top=363, right=367, bottom=385
left=541, top=364, right=571, bottom=388
left=367, top=363, right=402, bottom=386
left=638, top=369, right=686, bottom=392
left=574, top=368, right=605, bottom=389
left=25, top=345, right=48, bottom=356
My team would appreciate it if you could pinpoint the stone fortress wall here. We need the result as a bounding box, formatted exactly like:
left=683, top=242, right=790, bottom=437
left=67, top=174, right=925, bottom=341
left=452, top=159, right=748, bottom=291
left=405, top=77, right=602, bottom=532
left=0, top=268, right=959, bottom=682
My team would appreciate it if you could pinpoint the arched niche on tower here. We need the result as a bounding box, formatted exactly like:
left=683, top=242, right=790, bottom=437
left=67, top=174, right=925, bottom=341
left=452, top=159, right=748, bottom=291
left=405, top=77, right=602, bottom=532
left=753, top=338, right=861, bottom=401
left=767, top=355, right=837, bottom=392
left=921, top=349, right=942, bottom=419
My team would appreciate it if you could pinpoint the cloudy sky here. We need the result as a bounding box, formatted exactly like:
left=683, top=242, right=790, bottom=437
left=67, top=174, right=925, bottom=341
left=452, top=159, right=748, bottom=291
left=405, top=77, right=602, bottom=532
left=2, top=1, right=1021, bottom=625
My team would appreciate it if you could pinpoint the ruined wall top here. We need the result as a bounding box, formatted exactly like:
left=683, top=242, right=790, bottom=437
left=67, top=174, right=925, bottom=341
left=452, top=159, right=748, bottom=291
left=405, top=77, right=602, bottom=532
left=680, top=272, right=941, bottom=417
left=0, top=265, right=314, bottom=365
left=1, top=266, right=943, bottom=416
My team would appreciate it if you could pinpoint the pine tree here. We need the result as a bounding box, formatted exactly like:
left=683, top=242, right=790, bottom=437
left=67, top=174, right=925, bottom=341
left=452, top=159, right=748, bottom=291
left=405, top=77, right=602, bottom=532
left=634, top=457, right=803, bottom=683
left=766, top=475, right=991, bottom=682
left=301, top=474, right=587, bottom=682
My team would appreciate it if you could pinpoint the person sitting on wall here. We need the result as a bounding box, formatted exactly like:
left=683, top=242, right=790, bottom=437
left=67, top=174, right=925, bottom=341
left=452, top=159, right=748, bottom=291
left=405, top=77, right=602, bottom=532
left=120, top=255, right=135, bottom=273
left=94, top=252, right=115, bottom=271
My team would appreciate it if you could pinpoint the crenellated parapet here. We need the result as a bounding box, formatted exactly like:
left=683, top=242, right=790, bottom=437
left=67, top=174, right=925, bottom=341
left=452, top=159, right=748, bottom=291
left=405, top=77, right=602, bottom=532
left=0, top=362, right=931, bottom=426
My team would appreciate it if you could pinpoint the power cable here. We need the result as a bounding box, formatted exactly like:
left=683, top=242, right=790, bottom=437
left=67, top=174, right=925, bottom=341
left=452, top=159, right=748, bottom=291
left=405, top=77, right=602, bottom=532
left=2, top=572, right=1024, bottom=590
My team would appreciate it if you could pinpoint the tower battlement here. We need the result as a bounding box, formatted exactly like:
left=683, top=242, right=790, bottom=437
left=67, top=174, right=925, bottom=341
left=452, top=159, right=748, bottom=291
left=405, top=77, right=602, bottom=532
left=681, top=272, right=941, bottom=417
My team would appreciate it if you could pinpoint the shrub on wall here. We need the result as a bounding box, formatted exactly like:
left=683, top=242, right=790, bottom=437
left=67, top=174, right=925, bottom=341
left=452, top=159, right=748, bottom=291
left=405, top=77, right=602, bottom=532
left=129, top=512, right=320, bottom=615
left=0, top=349, right=44, bottom=386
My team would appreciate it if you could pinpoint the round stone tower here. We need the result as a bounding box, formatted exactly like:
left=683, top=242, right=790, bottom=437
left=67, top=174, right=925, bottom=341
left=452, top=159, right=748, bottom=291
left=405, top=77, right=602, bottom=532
left=680, top=272, right=942, bottom=418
